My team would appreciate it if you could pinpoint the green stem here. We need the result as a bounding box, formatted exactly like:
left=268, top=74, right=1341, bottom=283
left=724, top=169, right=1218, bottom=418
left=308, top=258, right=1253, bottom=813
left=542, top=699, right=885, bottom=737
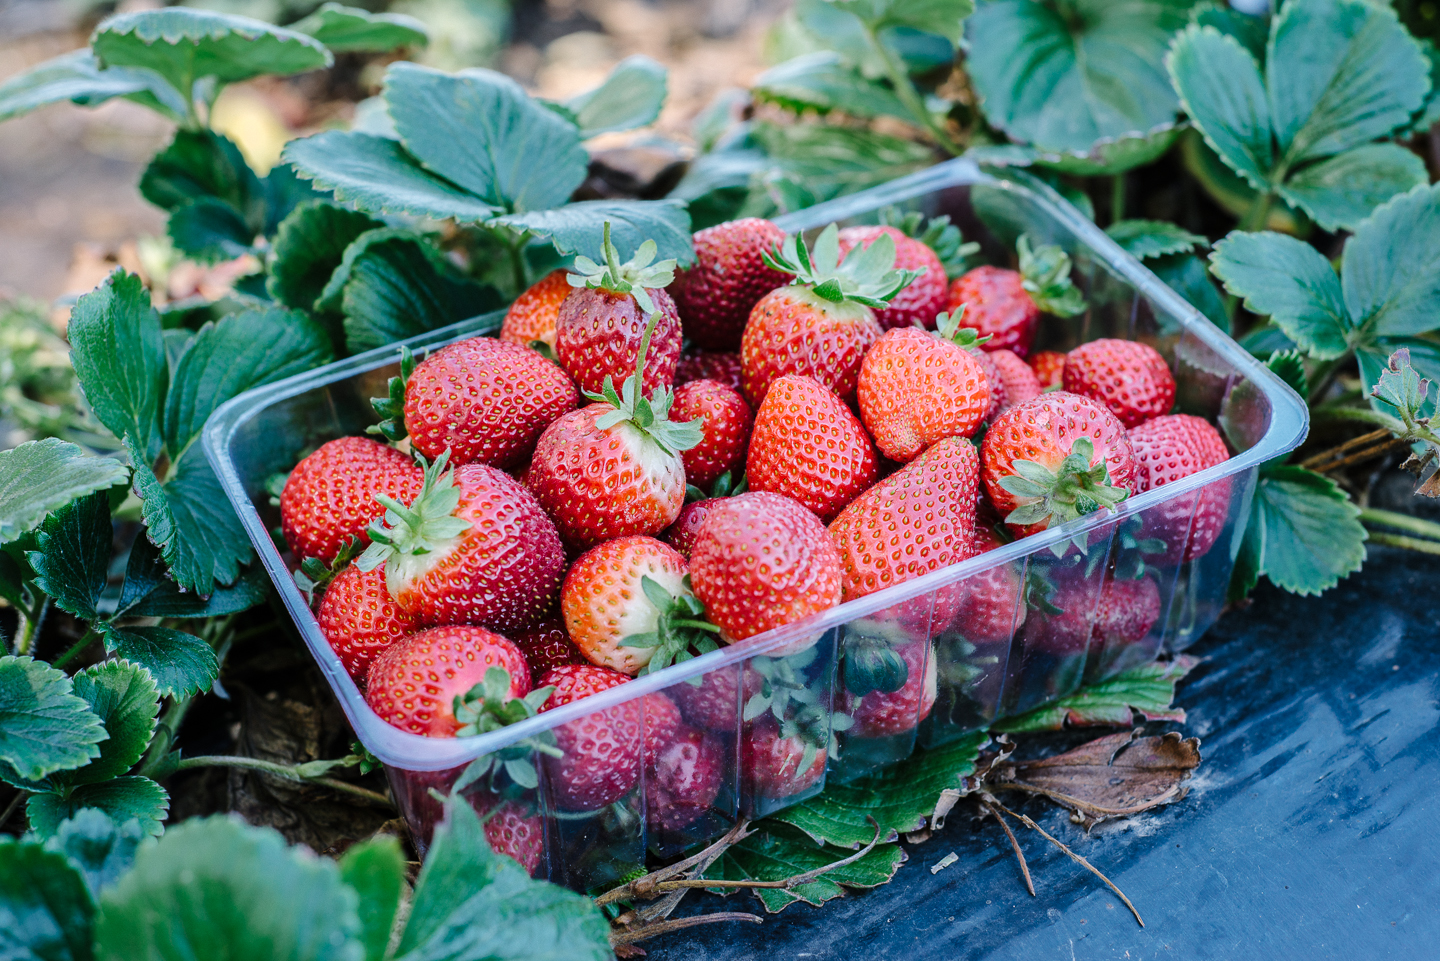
left=1367, top=531, right=1440, bottom=555
left=1110, top=174, right=1125, bottom=225
left=0, top=790, right=25, bottom=830
left=1312, top=405, right=1407, bottom=432
left=13, top=595, right=48, bottom=657
left=1306, top=351, right=1353, bottom=405
left=1240, top=190, right=1274, bottom=232
left=1360, top=508, right=1440, bottom=541
left=867, top=26, right=962, bottom=156
left=51, top=628, right=99, bottom=671
left=174, top=755, right=393, bottom=807
left=509, top=231, right=531, bottom=296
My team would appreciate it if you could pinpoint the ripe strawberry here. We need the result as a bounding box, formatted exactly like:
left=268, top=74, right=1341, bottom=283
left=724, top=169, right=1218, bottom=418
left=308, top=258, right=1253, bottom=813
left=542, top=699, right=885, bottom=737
left=280, top=437, right=423, bottom=564
left=662, top=499, right=714, bottom=559
left=316, top=563, right=419, bottom=681
left=948, top=528, right=1026, bottom=645
left=947, top=236, right=1085, bottom=356
left=968, top=342, right=1005, bottom=422
left=689, top=491, right=844, bottom=643
left=846, top=640, right=937, bottom=738
left=561, top=535, right=719, bottom=675
left=1030, top=574, right=1161, bottom=658
left=556, top=227, right=681, bottom=397
left=856, top=311, right=991, bottom=462
left=402, top=336, right=579, bottom=469
left=1093, top=575, right=1161, bottom=648
left=675, top=351, right=743, bottom=392
left=538, top=664, right=642, bottom=811
left=989, top=347, right=1043, bottom=412
left=670, top=664, right=758, bottom=731
left=670, top=218, right=791, bottom=351
left=1129, top=413, right=1232, bottom=563
left=981, top=392, right=1136, bottom=538
left=1029, top=349, right=1066, bottom=389
left=646, top=723, right=724, bottom=832
left=365, top=625, right=530, bottom=736
left=357, top=453, right=565, bottom=630
left=474, top=795, right=545, bottom=876
left=742, top=718, right=827, bottom=800
left=672, top=379, right=752, bottom=492
left=500, top=269, right=569, bottom=352
left=643, top=692, right=683, bottom=768
left=510, top=618, right=583, bottom=684
left=838, top=225, right=947, bottom=330
left=528, top=314, right=703, bottom=550
left=1063, top=338, right=1176, bottom=428
left=740, top=224, right=919, bottom=406
left=746, top=375, right=879, bottom=522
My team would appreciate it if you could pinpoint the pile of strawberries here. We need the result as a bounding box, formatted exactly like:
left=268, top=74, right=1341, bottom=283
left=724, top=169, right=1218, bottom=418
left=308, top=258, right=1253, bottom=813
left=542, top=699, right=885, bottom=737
left=278, top=215, right=1232, bottom=872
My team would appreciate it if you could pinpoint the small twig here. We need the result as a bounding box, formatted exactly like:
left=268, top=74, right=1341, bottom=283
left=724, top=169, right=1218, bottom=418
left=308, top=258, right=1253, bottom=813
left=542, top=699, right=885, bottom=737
left=175, top=755, right=393, bottom=807
left=1359, top=507, right=1440, bottom=542
left=1367, top=532, right=1440, bottom=555
left=633, top=821, right=751, bottom=924
left=983, top=799, right=1035, bottom=896
left=0, top=791, right=26, bottom=831
left=595, top=819, right=753, bottom=907
left=51, top=628, right=100, bottom=671
left=609, top=911, right=762, bottom=948
left=987, top=798, right=1144, bottom=928
left=1300, top=430, right=1411, bottom=474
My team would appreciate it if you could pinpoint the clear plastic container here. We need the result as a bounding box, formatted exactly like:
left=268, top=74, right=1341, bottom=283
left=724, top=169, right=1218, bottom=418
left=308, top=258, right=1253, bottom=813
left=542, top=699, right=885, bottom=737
left=204, top=157, right=1308, bottom=888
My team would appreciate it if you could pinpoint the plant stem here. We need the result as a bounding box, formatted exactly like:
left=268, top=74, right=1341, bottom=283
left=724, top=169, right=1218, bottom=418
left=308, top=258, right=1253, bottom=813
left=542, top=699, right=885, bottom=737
left=1110, top=174, right=1125, bottom=225
left=867, top=26, right=962, bottom=156
left=1306, top=352, right=1353, bottom=405
left=1367, top=532, right=1440, bottom=555
left=175, top=755, right=393, bottom=807
left=1360, top=508, right=1440, bottom=541
left=14, top=595, right=48, bottom=657
left=1240, top=190, right=1274, bottom=232
left=509, top=231, right=531, bottom=296
left=51, top=628, right=99, bottom=671
left=0, top=791, right=26, bottom=831
left=1312, top=405, right=1406, bottom=432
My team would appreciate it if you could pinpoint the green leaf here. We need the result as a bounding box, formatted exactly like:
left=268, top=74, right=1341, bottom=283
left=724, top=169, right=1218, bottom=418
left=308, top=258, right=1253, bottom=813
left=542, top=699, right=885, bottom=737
left=705, top=824, right=906, bottom=913
left=1192, top=4, right=1268, bottom=63
left=29, top=777, right=169, bottom=840
left=1166, top=24, right=1272, bottom=189
left=59, top=662, right=161, bottom=787
left=0, top=439, right=129, bottom=544
left=282, top=131, right=500, bottom=224
left=338, top=837, right=405, bottom=961
left=46, top=809, right=145, bottom=898
left=95, top=815, right=363, bottom=960
left=1245, top=465, right=1366, bottom=596
left=1412, top=38, right=1440, bottom=134
left=1105, top=219, right=1207, bottom=260
left=27, top=491, right=113, bottom=622
left=753, top=53, right=912, bottom=121
left=0, top=656, right=106, bottom=783
left=966, top=0, right=1197, bottom=154
left=0, top=48, right=184, bottom=123
left=384, top=62, right=587, bottom=213
left=1149, top=252, right=1230, bottom=332
left=1029, top=122, right=1182, bottom=176
left=116, top=535, right=269, bottom=620
left=491, top=199, right=694, bottom=266
left=0, top=838, right=95, bottom=961
left=100, top=625, right=219, bottom=698
left=1277, top=142, right=1428, bottom=232
left=267, top=201, right=384, bottom=311
left=747, top=120, right=932, bottom=211
left=1361, top=338, right=1440, bottom=419
left=395, top=799, right=612, bottom=961
left=992, top=655, right=1197, bottom=731
left=67, top=271, right=168, bottom=462
left=290, top=3, right=429, bottom=53
left=1341, top=182, right=1440, bottom=338
left=1176, top=128, right=1302, bottom=231
left=1209, top=230, right=1350, bottom=358
left=563, top=55, right=667, bottom=138
left=92, top=8, right=332, bottom=99
left=1265, top=349, right=1310, bottom=401
left=167, top=198, right=257, bottom=264
left=164, top=307, right=332, bottom=460
left=140, top=129, right=264, bottom=225
left=769, top=731, right=985, bottom=849
left=969, top=167, right=1094, bottom=246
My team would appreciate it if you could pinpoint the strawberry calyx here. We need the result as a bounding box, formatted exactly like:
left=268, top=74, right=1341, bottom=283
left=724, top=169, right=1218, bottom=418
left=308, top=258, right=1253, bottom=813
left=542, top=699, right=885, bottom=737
left=841, top=620, right=913, bottom=697
left=763, top=223, right=924, bottom=309
left=293, top=536, right=364, bottom=602
left=930, top=308, right=992, bottom=349
left=744, top=647, right=844, bottom=766
left=585, top=311, right=704, bottom=456
left=1017, top=234, right=1085, bottom=318
left=623, top=574, right=722, bottom=675
left=880, top=207, right=980, bottom=277
left=366, top=344, right=416, bottom=443
left=355, top=450, right=469, bottom=590
left=998, top=437, right=1130, bottom=530
left=685, top=469, right=746, bottom=503
left=451, top=666, right=561, bottom=794
left=567, top=221, right=677, bottom=317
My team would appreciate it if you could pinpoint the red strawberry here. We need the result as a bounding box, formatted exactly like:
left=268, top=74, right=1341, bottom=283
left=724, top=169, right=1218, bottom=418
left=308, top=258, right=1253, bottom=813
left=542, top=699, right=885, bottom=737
left=989, top=347, right=1043, bottom=412
left=740, top=224, right=919, bottom=406
left=500, top=269, right=570, bottom=352
left=838, top=225, right=947, bottom=330
left=675, top=351, right=743, bottom=392
left=528, top=314, right=703, bottom=550
left=947, top=237, right=1085, bottom=356
left=856, top=311, right=990, bottom=462
left=643, top=692, right=683, bottom=768
left=556, top=227, right=682, bottom=397
left=981, top=392, right=1136, bottom=538
left=742, top=718, right=827, bottom=800
left=280, top=437, right=423, bottom=563
left=846, top=640, right=937, bottom=738
left=1029, top=349, right=1066, bottom=389
left=671, top=379, right=752, bottom=492
left=560, top=535, right=718, bottom=675
left=689, top=491, right=844, bottom=643
left=403, top=336, right=579, bottom=469
left=949, top=528, right=1027, bottom=645
left=316, top=563, right=419, bottom=681
left=1025, top=580, right=1100, bottom=656
left=746, top=375, right=879, bottom=522
left=662, top=499, right=715, bottom=559
left=670, top=665, right=758, bottom=731
left=968, top=343, right=1006, bottom=422
left=1063, top=338, right=1176, bottom=428
left=510, top=618, right=583, bottom=683
left=1129, top=413, right=1232, bottom=563
left=1093, top=575, right=1161, bottom=648
left=670, top=218, right=791, bottom=351
left=646, top=723, right=724, bottom=832
left=474, top=795, right=545, bottom=876
left=365, top=625, right=530, bottom=736
left=539, top=664, right=642, bottom=811
left=357, top=454, right=565, bottom=630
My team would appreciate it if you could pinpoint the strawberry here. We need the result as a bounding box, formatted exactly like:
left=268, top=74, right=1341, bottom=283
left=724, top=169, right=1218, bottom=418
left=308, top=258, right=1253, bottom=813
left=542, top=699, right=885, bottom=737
left=365, top=625, right=530, bottom=736
left=560, top=535, right=720, bottom=675
left=474, top=795, right=545, bottom=876
left=1063, top=338, right=1176, bottom=428
left=527, top=313, right=703, bottom=551
left=845, top=640, right=937, bottom=738
left=1029, top=573, right=1161, bottom=658
left=670, top=218, right=791, bottom=351
left=689, top=491, right=844, bottom=643
left=500, top=269, right=570, bottom=353
left=400, top=336, right=579, bottom=469
left=989, top=347, right=1043, bottom=412
left=316, top=562, right=419, bottom=682
left=1128, top=413, right=1232, bottom=563
left=670, top=663, right=759, bottom=731
left=968, top=342, right=1006, bottom=422
left=856, top=311, right=991, bottom=462
left=510, top=618, right=583, bottom=683
left=949, top=528, right=1027, bottom=645
left=740, top=224, right=919, bottom=406
left=1093, top=575, right=1161, bottom=648
left=746, top=375, right=879, bottom=522
left=1029, top=349, right=1066, bottom=389
left=643, top=692, right=683, bottom=767
left=675, top=351, right=743, bottom=392
left=671, top=378, right=752, bottom=492
left=742, top=717, right=827, bottom=800
left=538, top=664, right=642, bottom=811
left=556, top=226, right=681, bottom=397
left=280, top=436, right=423, bottom=564
left=981, top=392, right=1136, bottom=538
left=646, top=723, right=724, bottom=832
left=662, top=499, right=715, bottom=559
left=947, top=236, right=1085, bottom=356
left=837, top=225, right=947, bottom=331
left=357, top=453, right=565, bottom=630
